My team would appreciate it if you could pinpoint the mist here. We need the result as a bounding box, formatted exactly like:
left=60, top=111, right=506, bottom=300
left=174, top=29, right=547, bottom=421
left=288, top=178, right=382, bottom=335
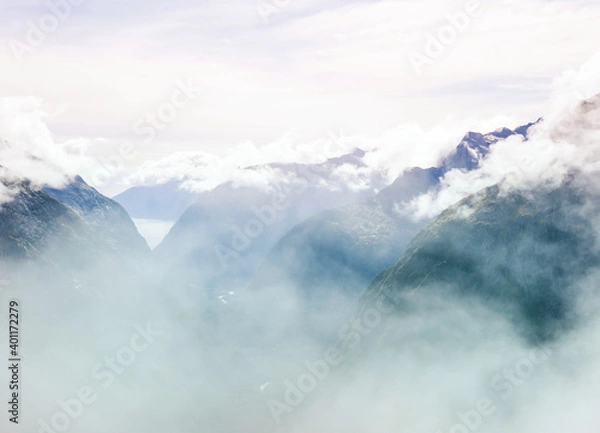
left=2, top=52, right=600, bottom=433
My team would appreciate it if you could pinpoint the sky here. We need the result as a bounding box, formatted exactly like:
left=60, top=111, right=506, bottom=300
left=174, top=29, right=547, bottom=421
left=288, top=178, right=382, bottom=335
left=1, top=0, right=600, bottom=195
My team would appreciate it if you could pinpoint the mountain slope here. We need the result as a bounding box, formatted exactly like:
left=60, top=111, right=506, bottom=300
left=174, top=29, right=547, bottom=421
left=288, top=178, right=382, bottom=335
left=0, top=174, right=151, bottom=295
left=357, top=182, right=600, bottom=344
left=249, top=124, right=535, bottom=299
left=153, top=149, right=389, bottom=291
left=249, top=167, right=443, bottom=297
left=0, top=179, right=98, bottom=262
left=45, top=176, right=149, bottom=257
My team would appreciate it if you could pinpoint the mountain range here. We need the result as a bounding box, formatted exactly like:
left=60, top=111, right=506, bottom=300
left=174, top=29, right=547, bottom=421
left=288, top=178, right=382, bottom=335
left=2, top=99, right=598, bottom=433
left=0, top=121, right=539, bottom=312
left=249, top=123, right=537, bottom=302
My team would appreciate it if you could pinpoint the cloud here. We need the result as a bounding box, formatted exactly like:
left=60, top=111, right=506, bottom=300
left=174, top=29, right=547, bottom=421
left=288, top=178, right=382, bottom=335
left=0, top=97, right=76, bottom=191
left=1, top=0, right=599, bottom=160
left=403, top=51, right=600, bottom=220
left=125, top=113, right=518, bottom=196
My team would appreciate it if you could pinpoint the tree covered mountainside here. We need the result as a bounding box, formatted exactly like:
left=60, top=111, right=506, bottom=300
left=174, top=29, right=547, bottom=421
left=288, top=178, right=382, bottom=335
left=355, top=181, right=600, bottom=348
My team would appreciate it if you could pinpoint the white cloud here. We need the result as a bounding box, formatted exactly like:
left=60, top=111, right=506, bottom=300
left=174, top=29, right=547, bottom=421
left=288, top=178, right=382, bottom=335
left=403, top=51, right=600, bottom=220
left=1, top=2, right=599, bottom=199
left=0, top=0, right=599, bottom=165
left=123, top=112, right=518, bottom=195
left=0, top=97, right=75, bottom=190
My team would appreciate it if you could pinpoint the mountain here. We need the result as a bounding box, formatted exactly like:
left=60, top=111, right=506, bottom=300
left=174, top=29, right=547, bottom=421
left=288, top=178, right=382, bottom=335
left=45, top=176, right=149, bottom=257
left=0, top=174, right=150, bottom=291
left=249, top=124, right=536, bottom=301
left=113, top=149, right=382, bottom=224
left=249, top=167, right=443, bottom=299
left=156, top=125, right=537, bottom=297
left=0, top=172, right=173, bottom=433
left=153, top=149, right=389, bottom=292
left=355, top=181, right=599, bottom=347
left=441, top=123, right=537, bottom=171
left=0, top=178, right=99, bottom=262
